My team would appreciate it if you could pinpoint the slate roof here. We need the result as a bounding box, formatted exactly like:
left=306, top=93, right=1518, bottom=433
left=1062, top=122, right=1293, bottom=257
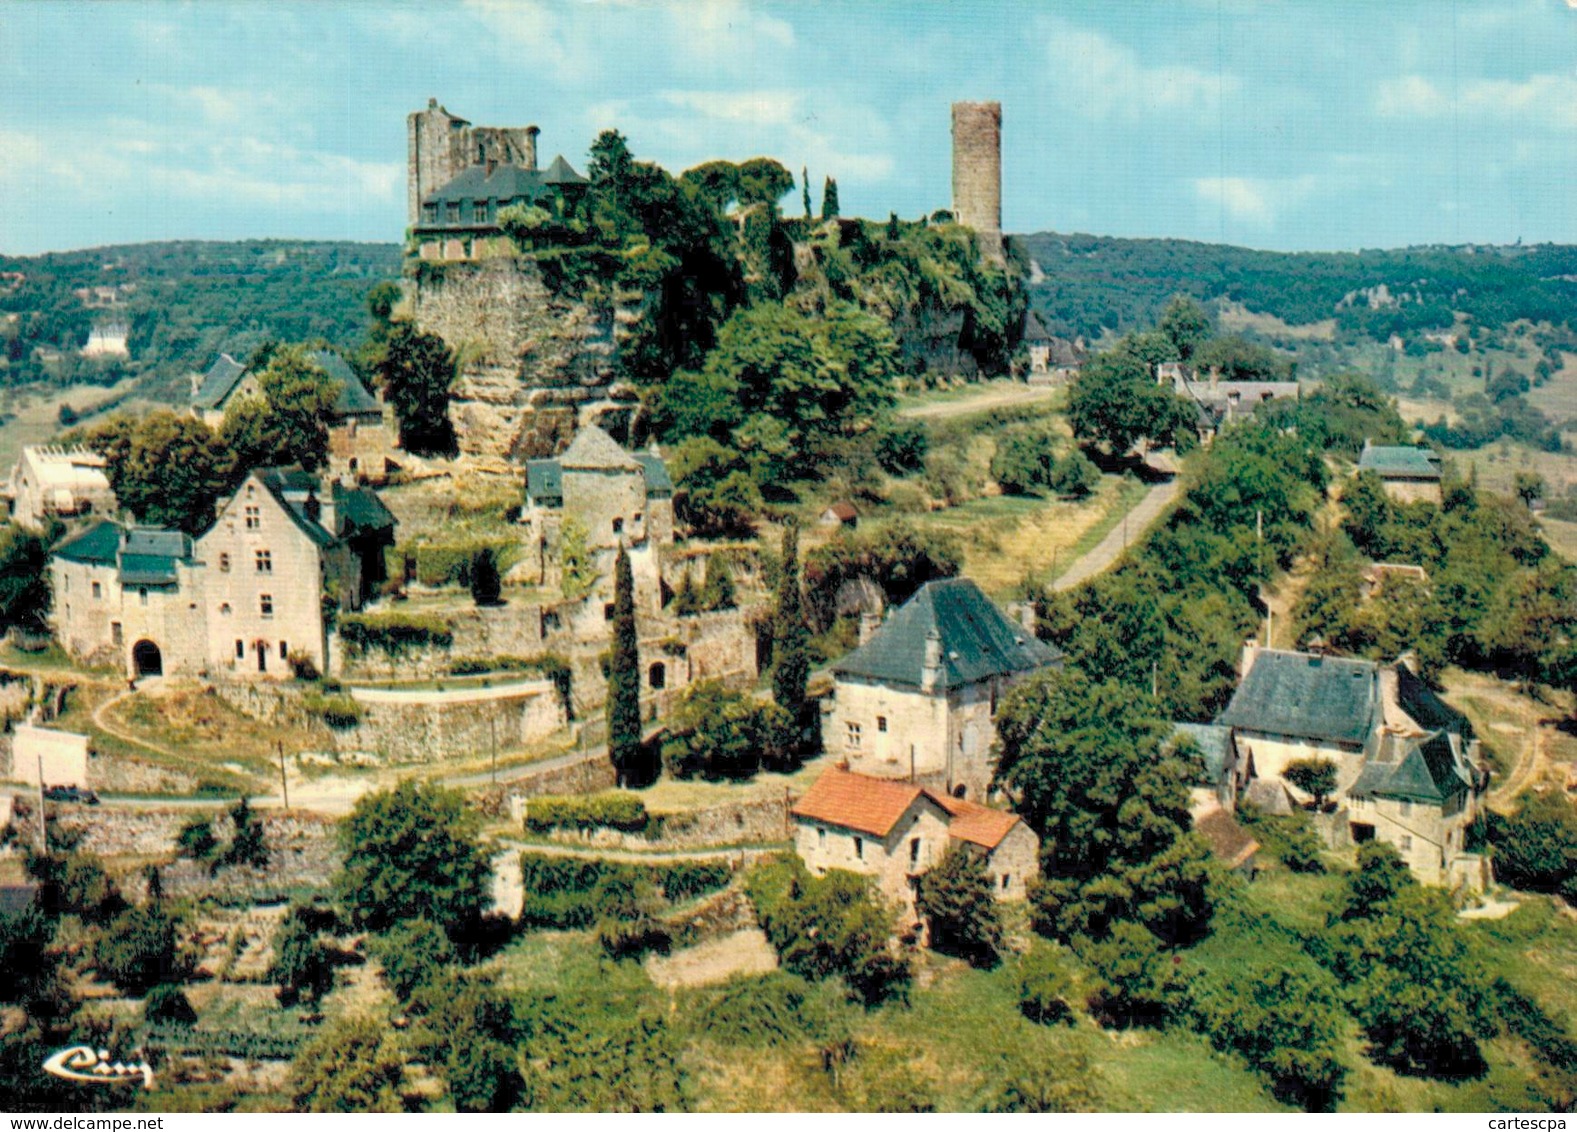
left=194, top=352, right=248, bottom=410
left=560, top=425, right=639, bottom=470
left=1349, top=731, right=1472, bottom=805
left=633, top=453, right=673, bottom=496
left=117, top=528, right=193, bottom=586
left=0, top=884, right=39, bottom=918
left=1393, top=663, right=1468, bottom=736
left=333, top=482, right=396, bottom=537
left=541, top=154, right=589, bottom=186
left=1216, top=649, right=1378, bottom=747
left=833, top=577, right=1062, bottom=692
left=525, top=459, right=562, bottom=504
left=791, top=768, right=928, bottom=838
left=1023, top=310, right=1053, bottom=343
left=1191, top=803, right=1260, bottom=869
left=53, top=520, right=121, bottom=566
left=255, top=468, right=336, bottom=548
left=1170, top=722, right=1235, bottom=786
left=419, top=157, right=586, bottom=228
left=1359, top=444, right=1441, bottom=480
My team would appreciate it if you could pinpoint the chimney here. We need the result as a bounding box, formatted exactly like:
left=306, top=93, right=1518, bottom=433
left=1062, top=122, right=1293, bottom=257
left=1240, top=637, right=1261, bottom=681
left=525, top=125, right=540, bottom=172
left=859, top=610, right=882, bottom=646
left=921, top=627, right=944, bottom=694
left=316, top=486, right=338, bottom=537
left=1396, top=650, right=1420, bottom=675
left=1209, top=366, right=1221, bottom=391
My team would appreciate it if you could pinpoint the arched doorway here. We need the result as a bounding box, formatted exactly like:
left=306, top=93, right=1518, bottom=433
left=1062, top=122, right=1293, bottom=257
left=131, top=640, right=163, bottom=677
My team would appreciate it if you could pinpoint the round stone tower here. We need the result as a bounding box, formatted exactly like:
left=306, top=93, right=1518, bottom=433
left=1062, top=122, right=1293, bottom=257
left=951, top=101, right=1003, bottom=264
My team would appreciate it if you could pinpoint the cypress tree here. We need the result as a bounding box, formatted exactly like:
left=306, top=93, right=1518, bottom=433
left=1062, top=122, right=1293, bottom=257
left=770, top=525, right=810, bottom=767
left=608, top=546, right=642, bottom=785
left=821, top=176, right=840, bottom=220
left=802, top=166, right=812, bottom=220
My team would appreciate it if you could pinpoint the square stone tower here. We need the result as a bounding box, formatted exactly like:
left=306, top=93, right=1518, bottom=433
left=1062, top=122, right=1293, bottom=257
left=951, top=101, right=1003, bottom=264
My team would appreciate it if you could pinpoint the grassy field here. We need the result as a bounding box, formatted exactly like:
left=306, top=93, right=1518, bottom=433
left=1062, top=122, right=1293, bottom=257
left=0, top=376, right=147, bottom=470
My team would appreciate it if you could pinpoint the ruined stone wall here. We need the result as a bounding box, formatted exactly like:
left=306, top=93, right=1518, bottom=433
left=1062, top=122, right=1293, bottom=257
left=951, top=101, right=1003, bottom=264
left=412, top=258, right=619, bottom=459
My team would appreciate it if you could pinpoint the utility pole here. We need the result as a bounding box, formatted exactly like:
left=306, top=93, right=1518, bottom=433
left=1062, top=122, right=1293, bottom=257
left=490, top=715, right=498, bottom=786
left=276, top=741, right=290, bottom=810
left=35, top=754, right=47, bottom=854
left=1151, top=661, right=1158, bottom=699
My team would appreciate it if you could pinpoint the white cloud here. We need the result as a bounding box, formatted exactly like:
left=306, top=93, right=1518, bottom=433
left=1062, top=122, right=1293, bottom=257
left=1043, top=17, right=1236, bottom=122
left=1194, top=174, right=1320, bottom=229
left=463, top=0, right=594, bottom=81
left=663, top=0, right=794, bottom=65
left=1377, top=70, right=1577, bottom=129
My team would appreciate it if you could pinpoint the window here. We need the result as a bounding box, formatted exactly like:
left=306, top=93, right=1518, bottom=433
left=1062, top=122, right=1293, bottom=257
left=91, top=581, right=101, bottom=600
left=1400, top=834, right=1413, bottom=852
left=846, top=722, right=862, bottom=748
left=604, top=603, right=616, bottom=621
left=633, top=512, right=643, bottom=524
left=817, top=827, right=826, bottom=846
left=219, top=603, right=231, bottom=616
left=255, top=549, right=272, bottom=573
left=648, top=662, right=666, bottom=690
left=219, top=553, right=230, bottom=572
left=446, top=202, right=461, bottom=224
left=1399, top=800, right=1413, bottom=818
left=612, top=517, right=624, bottom=535
left=1001, top=874, right=1011, bottom=890
left=909, top=838, right=920, bottom=865
left=244, top=506, right=260, bottom=530
left=475, top=199, right=490, bottom=222
left=139, top=587, right=148, bottom=606
left=235, top=639, right=244, bottom=659
left=111, top=622, right=122, bottom=646
left=260, top=594, right=273, bottom=617
left=280, top=641, right=288, bottom=659
left=877, top=715, right=888, bottom=733
left=853, top=837, right=864, bottom=860
left=423, top=203, right=437, bottom=224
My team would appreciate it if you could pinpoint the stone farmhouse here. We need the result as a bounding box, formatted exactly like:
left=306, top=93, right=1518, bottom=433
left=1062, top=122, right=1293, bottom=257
left=1158, top=362, right=1299, bottom=442
left=50, top=467, right=394, bottom=680
left=1216, top=643, right=1488, bottom=887
left=7, top=446, right=116, bottom=530
left=825, top=577, right=1062, bottom=800
left=192, top=351, right=399, bottom=482
left=1357, top=441, right=1443, bottom=504
left=791, top=766, right=1039, bottom=909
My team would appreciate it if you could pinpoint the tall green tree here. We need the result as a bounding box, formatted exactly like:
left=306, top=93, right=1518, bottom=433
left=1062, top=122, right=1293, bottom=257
left=79, top=411, right=231, bottom=533
left=915, top=846, right=1003, bottom=968
left=821, top=176, right=840, bottom=220
left=996, top=670, right=1214, bottom=945
left=335, top=780, right=491, bottom=941
left=1158, top=294, right=1213, bottom=362
left=253, top=344, right=342, bottom=471
left=0, top=526, right=51, bottom=634
left=379, top=323, right=457, bottom=456
left=770, top=525, right=811, bottom=769
left=291, top=1016, right=408, bottom=1113
left=1067, top=348, right=1195, bottom=457
left=270, top=905, right=336, bottom=1006
left=607, top=546, right=642, bottom=786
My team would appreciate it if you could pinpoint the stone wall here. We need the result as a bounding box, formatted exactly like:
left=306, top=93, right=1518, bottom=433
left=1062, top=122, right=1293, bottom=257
left=951, top=101, right=1003, bottom=263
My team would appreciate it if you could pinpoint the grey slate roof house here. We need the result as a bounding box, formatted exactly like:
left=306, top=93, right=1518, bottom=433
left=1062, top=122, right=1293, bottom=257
left=1358, top=441, right=1443, bottom=503
left=1215, top=643, right=1486, bottom=888
left=827, top=577, right=1062, bottom=799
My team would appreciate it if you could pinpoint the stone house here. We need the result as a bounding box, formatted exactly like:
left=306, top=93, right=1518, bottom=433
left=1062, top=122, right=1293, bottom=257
left=818, top=502, right=858, bottom=530
left=825, top=577, right=1062, bottom=800
left=49, top=467, right=394, bottom=680
left=1357, top=441, right=1443, bottom=504
left=1216, top=643, right=1487, bottom=887
left=8, top=446, right=117, bottom=530
left=790, top=766, right=1040, bottom=909
left=521, top=425, right=674, bottom=608
left=192, top=351, right=398, bottom=482
left=1168, top=721, right=1245, bottom=809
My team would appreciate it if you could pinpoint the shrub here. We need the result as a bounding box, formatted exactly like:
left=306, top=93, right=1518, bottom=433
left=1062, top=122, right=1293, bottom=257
left=303, top=691, right=362, bottom=730
left=469, top=547, right=502, bottom=606
left=1236, top=805, right=1326, bottom=873
left=1078, top=921, right=1184, bottom=1029
left=1282, top=757, right=1338, bottom=808
left=370, top=918, right=457, bottom=1002
left=291, top=1016, right=407, bottom=1113
left=1048, top=450, right=1100, bottom=498
left=524, top=792, right=650, bottom=835
left=144, top=983, right=197, bottom=1026
left=1016, top=944, right=1078, bottom=1025
left=914, top=846, right=1003, bottom=968
left=218, top=796, right=268, bottom=871
left=175, top=818, right=218, bottom=861
left=270, top=906, right=336, bottom=1007
left=286, top=650, right=321, bottom=681
left=1486, top=791, right=1577, bottom=897
left=516, top=853, right=729, bottom=928
left=338, top=611, right=454, bottom=656
left=679, top=971, right=831, bottom=1048
left=662, top=680, right=772, bottom=781
left=745, top=857, right=911, bottom=1007
left=93, top=905, right=192, bottom=995
left=595, top=916, right=673, bottom=960
left=409, top=537, right=518, bottom=588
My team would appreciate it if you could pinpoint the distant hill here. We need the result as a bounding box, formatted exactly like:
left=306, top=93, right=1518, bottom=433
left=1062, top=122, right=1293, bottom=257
left=0, top=240, right=402, bottom=403
left=1013, top=231, right=1577, bottom=345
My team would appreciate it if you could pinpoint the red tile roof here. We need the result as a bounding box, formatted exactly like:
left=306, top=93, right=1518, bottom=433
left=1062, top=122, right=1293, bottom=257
left=791, top=767, right=925, bottom=838
left=826, top=502, right=858, bottom=522
left=934, top=793, right=1023, bottom=850
left=791, top=767, right=1027, bottom=849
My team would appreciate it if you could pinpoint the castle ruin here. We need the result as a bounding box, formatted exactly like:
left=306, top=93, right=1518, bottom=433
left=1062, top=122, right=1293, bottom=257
left=951, top=101, right=1004, bottom=264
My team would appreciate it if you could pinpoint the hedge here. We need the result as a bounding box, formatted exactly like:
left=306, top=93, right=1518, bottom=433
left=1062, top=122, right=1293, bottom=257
left=302, top=692, right=362, bottom=729
left=450, top=653, right=573, bottom=717
left=338, top=611, right=454, bottom=656
left=525, top=792, right=650, bottom=835
left=410, top=537, right=521, bottom=588
left=517, top=852, right=731, bottom=929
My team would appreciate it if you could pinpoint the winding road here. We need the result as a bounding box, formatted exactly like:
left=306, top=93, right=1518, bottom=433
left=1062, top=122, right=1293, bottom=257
left=1050, top=476, right=1180, bottom=591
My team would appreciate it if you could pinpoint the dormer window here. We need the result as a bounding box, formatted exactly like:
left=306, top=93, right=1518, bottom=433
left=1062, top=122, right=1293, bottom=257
left=446, top=202, right=460, bottom=224
left=423, top=203, right=437, bottom=224
left=475, top=199, right=491, bottom=222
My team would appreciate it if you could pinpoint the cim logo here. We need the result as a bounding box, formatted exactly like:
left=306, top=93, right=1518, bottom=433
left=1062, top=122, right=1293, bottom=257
left=42, top=1046, right=155, bottom=1089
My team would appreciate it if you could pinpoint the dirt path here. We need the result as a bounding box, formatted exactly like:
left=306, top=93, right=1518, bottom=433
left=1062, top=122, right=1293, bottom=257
left=499, top=838, right=779, bottom=864
left=1489, top=717, right=1544, bottom=808
left=898, top=383, right=1059, bottom=421
left=90, top=685, right=183, bottom=762
left=1050, top=477, right=1179, bottom=591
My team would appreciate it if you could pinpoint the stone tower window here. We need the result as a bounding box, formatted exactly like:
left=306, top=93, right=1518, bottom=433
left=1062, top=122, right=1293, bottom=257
left=648, top=662, right=666, bottom=690
left=255, top=549, right=272, bottom=573
left=260, top=594, right=274, bottom=617
left=91, top=581, right=101, bottom=600
left=111, top=622, right=122, bottom=645
left=219, top=553, right=231, bottom=571
left=612, top=517, right=624, bottom=535
left=877, top=715, right=887, bottom=733
left=854, top=837, right=864, bottom=860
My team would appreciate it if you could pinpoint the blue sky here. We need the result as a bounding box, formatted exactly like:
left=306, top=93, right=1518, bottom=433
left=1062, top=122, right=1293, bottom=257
left=4, top=0, right=1577, bottom=255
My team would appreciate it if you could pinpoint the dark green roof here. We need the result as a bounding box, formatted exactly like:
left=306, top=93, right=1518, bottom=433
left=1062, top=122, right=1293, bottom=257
left=1358, top=444, right=1441, bottom=479
left=117, top=527, right=193, bottom=586
left=1217, top=649, right=1377, bottom=746
left=256, top=468, right=336, bottom=549
left=194, top=352, right=248, bottom=410
left=53, top=520, right=120, bottom=566
left=310, top=351, right=381, bottom=416
left=526, top=459, right=562, bottom=504
left=118, top=553, right=180, bottom=586
left=634, top=453, right=674, bottom=496
left=1350, top=731, right=1471, bottom=805
left=333, top=482, right=396, bottom=537
left=418, top=159, right=585, bottom=229
left=833, top=577, right=1062, bottom=691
